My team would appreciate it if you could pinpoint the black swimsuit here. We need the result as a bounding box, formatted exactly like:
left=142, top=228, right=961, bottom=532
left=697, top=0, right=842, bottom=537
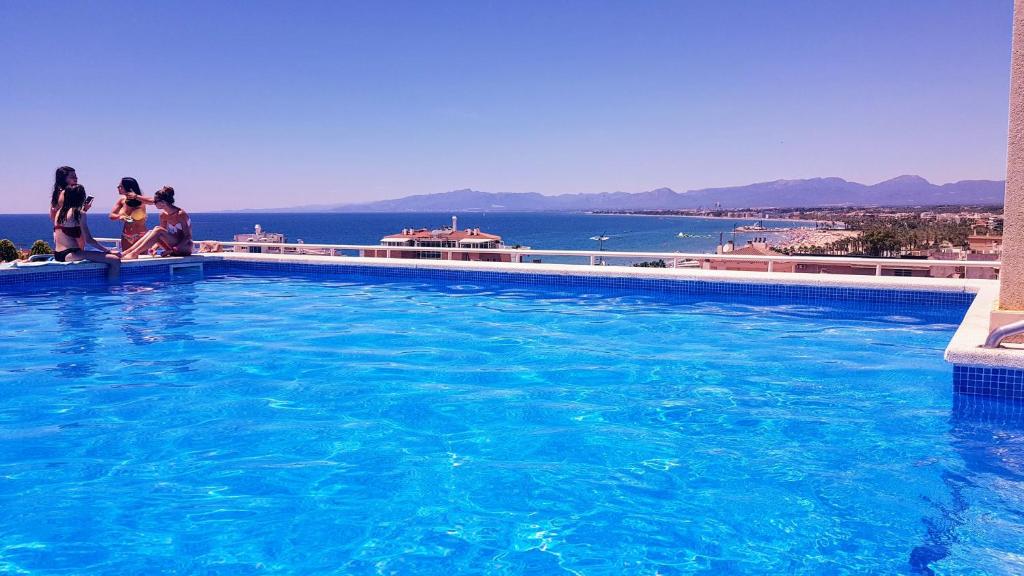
left=54, top=248, right=81, bottom=262
left=53, top=222, right=83, bottom=262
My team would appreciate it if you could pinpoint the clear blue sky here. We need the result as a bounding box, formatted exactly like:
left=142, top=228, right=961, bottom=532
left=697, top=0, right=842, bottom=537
left=0, top=0, right=1014, bottom=212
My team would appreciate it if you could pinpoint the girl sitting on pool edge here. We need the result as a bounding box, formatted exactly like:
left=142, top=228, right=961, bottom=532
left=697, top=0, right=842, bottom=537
left=52, top=184, right=121, bottom=280
left=107, top=177, right=150, bottom=252
left=120, top=187, right=193, bottom=259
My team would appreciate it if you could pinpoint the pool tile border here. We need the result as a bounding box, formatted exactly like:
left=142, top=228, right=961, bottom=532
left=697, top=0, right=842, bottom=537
left=943, top=284, right=1024, bottom=400
left=953, top=365, right=1024, bottom=401
left=0, top=257, right=203, bottom=288
left=206, top=255, right=1016, bottom=402
left=6, top=252, right=1023, bottom=401
left=206, top=257, right=977, bottom=308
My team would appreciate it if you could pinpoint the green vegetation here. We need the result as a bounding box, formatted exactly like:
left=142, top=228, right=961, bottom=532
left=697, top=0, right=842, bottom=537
left=29, top=240, right=53, bottom=256
left=0, top=239, right=18, bottom=262
left=632, top=259, right=667, bottom=268
left=777, top=216, right=976, bottom=257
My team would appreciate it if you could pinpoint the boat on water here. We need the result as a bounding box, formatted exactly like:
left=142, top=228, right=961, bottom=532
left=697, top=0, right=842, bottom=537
left=734, top=220, right=770, bottom=232
left=733, top=220, right=797, bottom=233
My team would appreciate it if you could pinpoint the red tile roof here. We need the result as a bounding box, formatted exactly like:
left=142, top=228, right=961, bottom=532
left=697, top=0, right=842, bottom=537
left=382, top=228, right=502, bottom=242
left=728, top=244, right=783, bottom=256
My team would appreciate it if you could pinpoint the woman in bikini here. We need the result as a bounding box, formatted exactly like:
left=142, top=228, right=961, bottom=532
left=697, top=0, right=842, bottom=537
left=107, top=177, right=150, bottom=252
left=53, top=184, right=121, bottom=280
left=121, top=187, right=193, bottom=259
left=50, top=166, right=93, bottom=219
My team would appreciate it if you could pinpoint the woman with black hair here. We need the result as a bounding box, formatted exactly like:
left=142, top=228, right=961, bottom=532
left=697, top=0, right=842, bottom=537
left=50, top=166, right=76, bottom=219
left=121, top=186, right=193, bottom=259
left=107, top=177, right=151, bottom=251
left=53, top=184, right=121, bottom=280
left=50, top=166, right=94, bottom=220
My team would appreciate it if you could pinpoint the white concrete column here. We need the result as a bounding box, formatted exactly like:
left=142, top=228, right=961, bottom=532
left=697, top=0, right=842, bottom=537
left=1001, top=0, right=1024, bottom=309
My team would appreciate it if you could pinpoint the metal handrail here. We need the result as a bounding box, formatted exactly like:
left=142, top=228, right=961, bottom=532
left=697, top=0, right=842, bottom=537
left=94, top=237, right=1002, bottom=274
left=983, top=319, right=1024, bottom=349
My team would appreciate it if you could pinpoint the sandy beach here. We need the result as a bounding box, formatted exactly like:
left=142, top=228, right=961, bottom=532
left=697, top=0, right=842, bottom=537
left=773, top=229, right=860, bottom=249
left=590, top=212, right=825, bottom=224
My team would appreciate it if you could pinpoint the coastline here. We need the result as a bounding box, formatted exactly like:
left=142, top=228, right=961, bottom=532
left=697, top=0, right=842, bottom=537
left=587, top=212, right=825, bottom=224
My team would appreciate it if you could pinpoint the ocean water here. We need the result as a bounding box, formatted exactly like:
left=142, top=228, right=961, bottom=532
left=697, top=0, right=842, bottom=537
left=0, top=270, right=1021, bottom=574
left=0, top=212, right=811, bottom=256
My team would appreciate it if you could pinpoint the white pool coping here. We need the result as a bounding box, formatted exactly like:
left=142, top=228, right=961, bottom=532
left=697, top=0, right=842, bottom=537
left=211, top=253, right=1024, bottom=375
left=0, top=252, right=995, bottom=293
left=0, top=255, right=207, bottom=277
left=943, top=285, right=1024, bottom=370
left=5, top=251, right=1018, bottom=372
left=203, top=252, right=995, bottom=293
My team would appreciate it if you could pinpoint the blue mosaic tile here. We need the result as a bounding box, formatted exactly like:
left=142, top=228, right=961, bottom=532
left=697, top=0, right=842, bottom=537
left=209, top=259, right=977, bottom=310
left=953, top=365, right=1024, bottom=402
left=0, top=266, right=106, bottom=289
left=952, top=391, right=1024, bottom=422
left=0, top=260, right=212, bottom=291
left=12, top=257, right=1014, bottom=400
left=0, top=258, right=977, bottom=313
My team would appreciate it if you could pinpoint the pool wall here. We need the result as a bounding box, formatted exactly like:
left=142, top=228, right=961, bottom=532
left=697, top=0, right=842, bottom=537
left=944, top=284, right=1024, bottom=401
left=0, top=256, right=200, bottom=288
left=0, top=253, right=984, bottom=305
left=213, top=257, right=979, bottom=308
left=4, top=252, right=1020, bottom=401
left=952, top=366, right=1024, bottom=400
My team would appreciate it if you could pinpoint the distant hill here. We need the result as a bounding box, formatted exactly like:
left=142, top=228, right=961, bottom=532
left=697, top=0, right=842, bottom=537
left=251, top=175, right=1004, bottom=212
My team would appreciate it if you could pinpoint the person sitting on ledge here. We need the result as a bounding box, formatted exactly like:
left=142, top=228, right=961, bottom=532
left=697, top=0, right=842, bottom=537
left=108, top=176, right=152, bottom=253
left=120, top=187, right=193, bottom=260
left=52, top=184, right=121, bottom=280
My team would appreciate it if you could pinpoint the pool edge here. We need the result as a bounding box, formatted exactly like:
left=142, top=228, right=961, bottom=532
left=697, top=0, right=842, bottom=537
left=7, top=252, right=1022, bottom=401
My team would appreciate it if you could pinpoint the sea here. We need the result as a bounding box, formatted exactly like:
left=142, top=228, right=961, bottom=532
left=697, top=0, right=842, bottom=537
left=0, top=212, right=812, bottom=257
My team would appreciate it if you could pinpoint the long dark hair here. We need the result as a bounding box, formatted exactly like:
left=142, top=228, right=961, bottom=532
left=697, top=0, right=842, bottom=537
left=52, top=166, right=76, bottom=208
left=120, top=177, right=142, bottom=196
left=154, top=186, right=176, bottom=206
left=57, top=185, right=86, bottom=225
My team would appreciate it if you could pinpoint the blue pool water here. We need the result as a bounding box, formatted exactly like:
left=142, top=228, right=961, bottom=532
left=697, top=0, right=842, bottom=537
left=0, top=272, right=1022, bottom=574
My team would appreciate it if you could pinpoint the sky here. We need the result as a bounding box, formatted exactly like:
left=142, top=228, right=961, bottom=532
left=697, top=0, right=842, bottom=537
left=0, top=0, right=1015, bottom=213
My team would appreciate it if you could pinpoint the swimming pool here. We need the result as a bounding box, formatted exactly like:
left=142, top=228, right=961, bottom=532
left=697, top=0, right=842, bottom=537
left=0, top=269, right=1021, bottom=574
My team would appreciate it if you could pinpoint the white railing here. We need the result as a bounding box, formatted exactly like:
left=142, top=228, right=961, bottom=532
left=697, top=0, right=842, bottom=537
left=103, top=238, right=998, bottom=277
left=96, top=238, right=121, bottom=250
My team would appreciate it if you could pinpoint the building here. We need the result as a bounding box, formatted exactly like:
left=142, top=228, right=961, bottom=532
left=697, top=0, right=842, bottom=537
left=792, top=259, right=930, bottom=277
left=233, top=225, right=287, bottom=253
left=702, top=239, right=795, bottom=273
left=361, top=216, right=523, bottom=262
left=964, top=253, right=1000, bottom=280
left=967, top=234, right=1003, bottom=254
left=705, top=238, right=935, bottom=277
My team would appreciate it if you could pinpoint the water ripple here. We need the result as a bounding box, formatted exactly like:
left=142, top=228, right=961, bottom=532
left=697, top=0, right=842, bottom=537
left=0, top=275, right=1018, bottom=574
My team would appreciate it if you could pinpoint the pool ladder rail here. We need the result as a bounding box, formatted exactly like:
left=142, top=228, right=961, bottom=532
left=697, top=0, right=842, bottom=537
left=983, top=318, right=1024, bottom=349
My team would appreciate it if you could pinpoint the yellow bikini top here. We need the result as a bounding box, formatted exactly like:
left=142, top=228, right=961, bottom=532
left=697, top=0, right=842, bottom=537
left=128, top=209, right=146, bottom=221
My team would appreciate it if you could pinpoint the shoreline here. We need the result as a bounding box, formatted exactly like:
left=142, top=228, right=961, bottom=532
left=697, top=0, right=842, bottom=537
left=587, top=212, right=826, bottom=224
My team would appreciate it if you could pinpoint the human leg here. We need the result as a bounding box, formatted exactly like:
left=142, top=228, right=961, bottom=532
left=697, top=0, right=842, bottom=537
left=122, top=227, right=171, bottom=259
left=68, top=250, right=121, bottom=280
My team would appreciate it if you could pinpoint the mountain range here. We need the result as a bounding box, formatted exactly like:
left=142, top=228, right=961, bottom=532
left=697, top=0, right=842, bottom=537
left=254, top=175, right=1004, bottom=212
